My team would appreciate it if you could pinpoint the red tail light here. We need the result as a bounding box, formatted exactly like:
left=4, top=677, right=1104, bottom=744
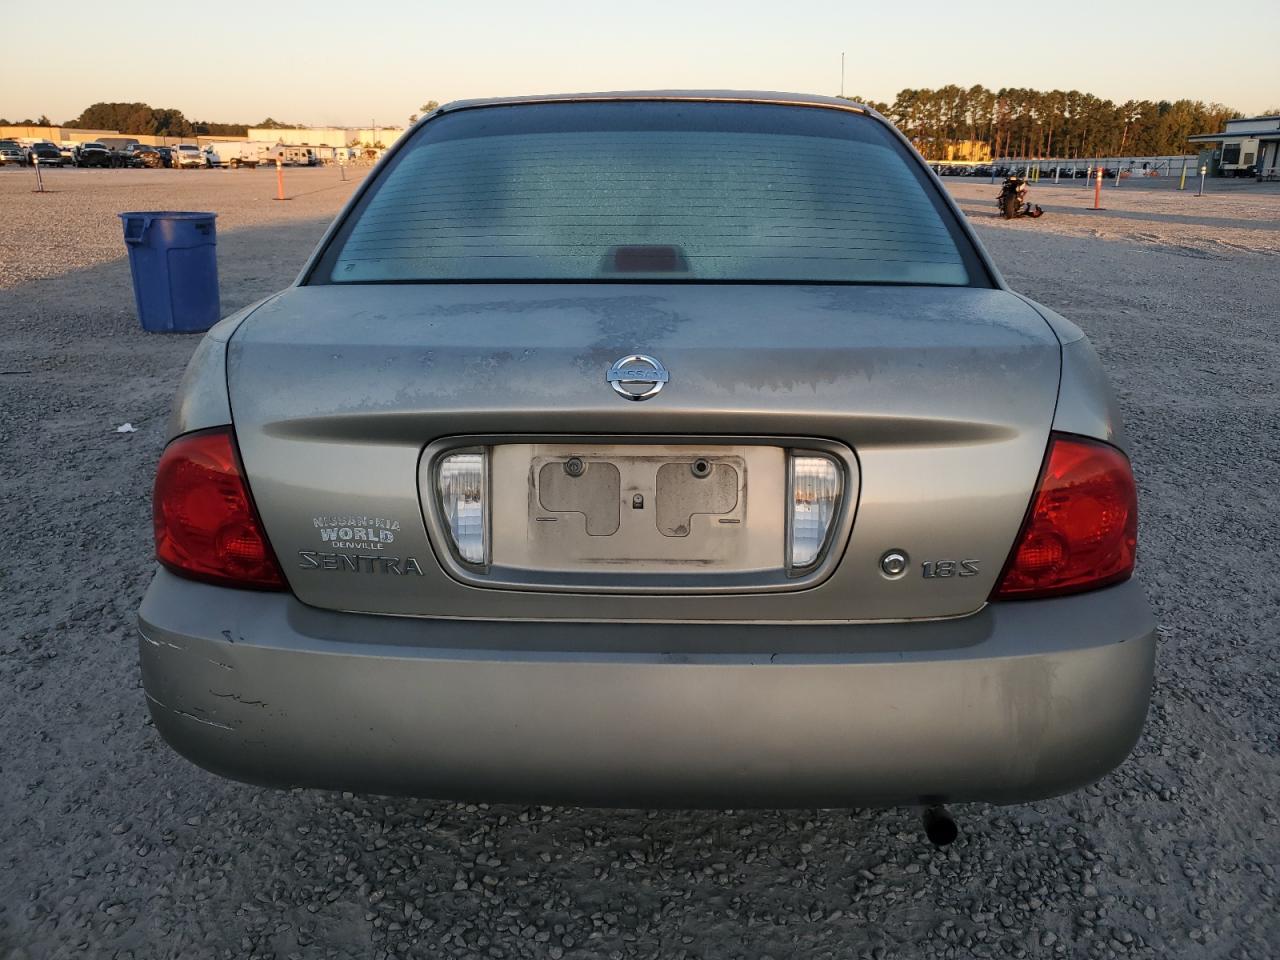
left=992, top=433, right=1137, bottom=600
left=153, top=427, right=285, bottom=590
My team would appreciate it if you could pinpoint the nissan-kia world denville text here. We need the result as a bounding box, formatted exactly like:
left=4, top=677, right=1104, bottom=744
left=139, top=92, right=1154, bottom=841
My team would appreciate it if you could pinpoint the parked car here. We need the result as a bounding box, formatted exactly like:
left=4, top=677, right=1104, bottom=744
left=0, top=140, right=23, bottom=165
left=201, top=146, right=221, bottom=168
left=123, top=144, right=164, bottom=168
left=154, top=146, right=174, bottom=168
left=172, top=144, right=204, bottom=168
left=29, top=142, right=65, bottom=166
left=140, top=93, right=1154, bottom=838
left=58, top=143, right=78, bottom=165
left=75, top=142, right=113, bottom=168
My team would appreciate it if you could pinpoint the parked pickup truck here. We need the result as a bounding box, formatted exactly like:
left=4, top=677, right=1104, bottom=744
left=29, top=142, right=66, bottom=166
left=76, top=143, right=114, bottom=167
left=122, top=143, right=164, bottom=168
left=172, top=144, right=205, bottom=169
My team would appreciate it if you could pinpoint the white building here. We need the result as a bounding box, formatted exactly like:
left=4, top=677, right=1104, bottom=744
left=246, top=126, right=406, bottom=149
left=1189, top=115, right=1280, bottom=180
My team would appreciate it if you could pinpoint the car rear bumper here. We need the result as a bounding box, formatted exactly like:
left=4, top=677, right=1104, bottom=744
left=138, top=570, right=1156, bottom=807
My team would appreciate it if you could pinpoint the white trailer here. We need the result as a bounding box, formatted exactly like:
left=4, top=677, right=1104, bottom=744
left=203, top=141, right=274, bottom=169
left=1219, top=138, right=1261, bottom=177
left=259, top=143, right=322, bottom=166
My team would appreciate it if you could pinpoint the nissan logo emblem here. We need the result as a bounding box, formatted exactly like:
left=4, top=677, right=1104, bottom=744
left=606, top=354, right=669, bottom=401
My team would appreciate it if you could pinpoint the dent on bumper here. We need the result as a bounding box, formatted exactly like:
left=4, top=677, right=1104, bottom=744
left=138, top=570, right=1156, bottom=807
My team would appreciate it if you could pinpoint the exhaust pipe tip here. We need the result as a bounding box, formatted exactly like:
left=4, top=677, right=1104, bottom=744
left=922, top=804, right=958, bottom=847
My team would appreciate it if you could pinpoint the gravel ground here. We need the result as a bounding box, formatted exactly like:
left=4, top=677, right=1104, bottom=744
left=1, top=167, right=1277, bottom=960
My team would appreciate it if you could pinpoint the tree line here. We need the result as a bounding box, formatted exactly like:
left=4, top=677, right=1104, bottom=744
left=844, top=85, right=1243, bottom=159
left=6, top=90, right=1262, bottom=158
left=0, top=103, right=307, bottom=138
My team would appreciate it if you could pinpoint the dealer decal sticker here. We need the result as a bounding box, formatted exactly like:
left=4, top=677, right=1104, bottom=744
left=312, top=514, right=400, bottom=551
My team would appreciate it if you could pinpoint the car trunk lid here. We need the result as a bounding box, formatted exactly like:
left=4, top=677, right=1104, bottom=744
left=228, top=283, right=1059, bottom=622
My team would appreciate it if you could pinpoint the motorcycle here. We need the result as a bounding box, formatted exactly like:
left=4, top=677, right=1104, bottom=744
left=997, top=176, right=1044, bottom=219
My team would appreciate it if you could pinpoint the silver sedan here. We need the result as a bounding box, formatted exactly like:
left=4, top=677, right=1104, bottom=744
left=139, top=92, right=1153, bottom=839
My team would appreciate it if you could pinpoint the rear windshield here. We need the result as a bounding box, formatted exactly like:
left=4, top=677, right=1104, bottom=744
left=314, top=101, right=982, bottom=286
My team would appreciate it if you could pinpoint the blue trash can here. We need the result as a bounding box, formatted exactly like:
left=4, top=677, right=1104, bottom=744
left=119, top=211, right=220, bottom=333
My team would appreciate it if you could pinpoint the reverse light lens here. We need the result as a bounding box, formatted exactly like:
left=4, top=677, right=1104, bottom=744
left=789, top=454, right=843, bottom=570
left=153, top=427, right=285, bottom=590
left=992, top=434, right=1137, bottom=600
left=438, top=452, right=487, bottom=565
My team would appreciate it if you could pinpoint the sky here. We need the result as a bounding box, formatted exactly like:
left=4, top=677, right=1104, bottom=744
left=6, top=0, right=1278, bottom=126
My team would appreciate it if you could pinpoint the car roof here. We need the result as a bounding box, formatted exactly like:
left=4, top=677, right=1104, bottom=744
left=437, top=90, right=871, bottom=116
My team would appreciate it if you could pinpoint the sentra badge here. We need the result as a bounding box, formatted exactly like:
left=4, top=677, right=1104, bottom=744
left=298, top=552, right=425, bottom=576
